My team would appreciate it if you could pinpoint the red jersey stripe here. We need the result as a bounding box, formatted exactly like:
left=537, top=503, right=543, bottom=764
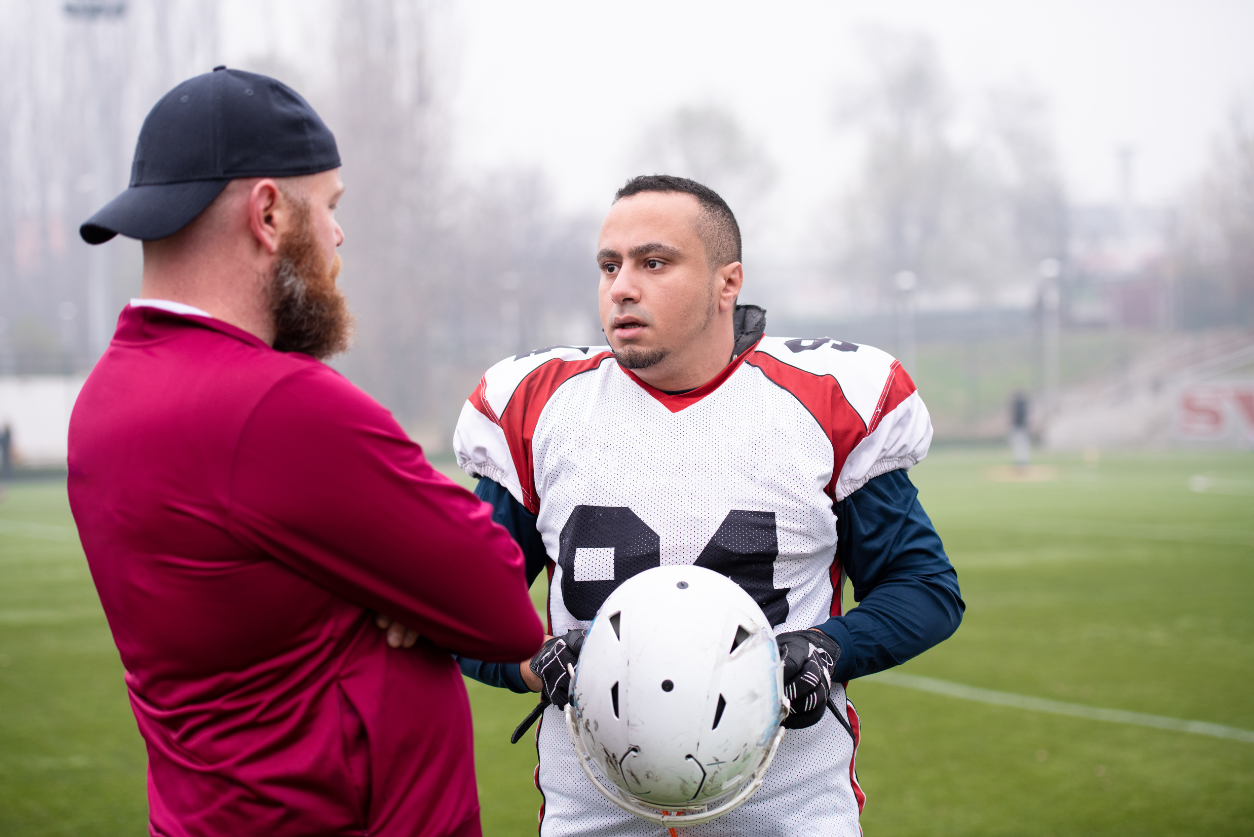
left=616, top=337, right=762, bottom=413
left=744, top=351, right=867, bottom=500
left=471, top=353, right=612, bottom=513
left=867, top=360, right=917, bottom=435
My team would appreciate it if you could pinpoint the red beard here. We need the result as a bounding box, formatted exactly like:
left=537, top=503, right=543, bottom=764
left=269, top=201, right=354, bottom=359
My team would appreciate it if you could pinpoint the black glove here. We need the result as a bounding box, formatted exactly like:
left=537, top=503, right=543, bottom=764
left=530, top=629, right=586, bottom=709
left=510, top=629, right=586, bottom=744
left=777, top=629, right=841, bottom=730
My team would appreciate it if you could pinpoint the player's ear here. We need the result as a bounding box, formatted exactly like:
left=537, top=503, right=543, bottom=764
left=717, top=262, right=744, bottom=313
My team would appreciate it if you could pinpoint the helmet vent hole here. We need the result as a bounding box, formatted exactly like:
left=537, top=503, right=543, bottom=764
left=677, top=581, right=688, bottom=589
left=661, top=679, right=674, bottom=692
left=611, top=682, right=619, bottom=718
left=608, top=611, right=621, bottom=639
left=730, top=625, right=752, bottom=653
left=712, top=694, right=727, bottom=729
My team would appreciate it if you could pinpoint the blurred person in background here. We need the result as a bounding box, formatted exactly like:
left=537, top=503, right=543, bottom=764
left=1010, top=390, right=1031, bottom=468
left=67, top=67, right=543, bottom=837
left=451, top=176, right=964, bottom=836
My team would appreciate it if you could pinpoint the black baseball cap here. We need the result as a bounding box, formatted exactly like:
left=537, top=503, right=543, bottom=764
left=80, top=66, right=340, bottom=245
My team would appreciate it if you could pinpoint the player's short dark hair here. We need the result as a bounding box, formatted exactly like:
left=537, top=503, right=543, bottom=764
left=614, top=175, right=742, bottom=269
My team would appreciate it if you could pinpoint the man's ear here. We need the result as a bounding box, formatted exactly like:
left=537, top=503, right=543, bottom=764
left=717, top=262, right=744, bottom=313
left=247, top=179, right=283, bottom=256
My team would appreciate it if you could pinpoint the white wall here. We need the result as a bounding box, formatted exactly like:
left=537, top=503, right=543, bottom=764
left=0, top=376, right=86, bottom=467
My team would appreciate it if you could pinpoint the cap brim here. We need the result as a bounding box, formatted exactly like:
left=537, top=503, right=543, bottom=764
left=80, top=179, right=231, bottom=245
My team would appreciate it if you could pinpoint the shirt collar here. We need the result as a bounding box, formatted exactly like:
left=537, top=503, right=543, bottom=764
left=616, top=335, right=764, bottom=414
left=129, top=298, right=213, bottom=318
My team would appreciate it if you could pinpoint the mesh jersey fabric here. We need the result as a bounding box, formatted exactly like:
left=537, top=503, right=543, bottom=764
left=459, top=467, right=964, bottom=690
left=533, top=695, right=862, bottom=837
left=453, top=336, right=931, bottom=836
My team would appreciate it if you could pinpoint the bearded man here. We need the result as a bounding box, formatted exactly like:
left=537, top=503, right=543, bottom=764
left=68, top=68, right=543, bottom=837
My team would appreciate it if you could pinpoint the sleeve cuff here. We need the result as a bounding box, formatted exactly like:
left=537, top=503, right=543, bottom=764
left=501, top=661, right=531, bottom=694
left=456, top=656, right=533, bottom=694
left=813, top=616, right=857, bottom=683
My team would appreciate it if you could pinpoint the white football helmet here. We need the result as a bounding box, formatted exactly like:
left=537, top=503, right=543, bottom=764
left=565, top=565, right=788, bottom=827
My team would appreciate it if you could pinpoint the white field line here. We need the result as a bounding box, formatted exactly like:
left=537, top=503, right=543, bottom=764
left=1189, top=475, right=1254, bottom=496
left=0, top=755, right=93, bottom=773
left=0, top=518, right=78, bottom=542
left=866, top=671, right=1254, bottom=744
left=0, top=606, right=104, bottom=626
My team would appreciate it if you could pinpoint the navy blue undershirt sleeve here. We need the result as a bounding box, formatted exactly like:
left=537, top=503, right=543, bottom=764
left=458, top=470, right=963, bottom=690
left=814, top=468, right=965, bottom=682
left=454, top=477, right=549, bottom=693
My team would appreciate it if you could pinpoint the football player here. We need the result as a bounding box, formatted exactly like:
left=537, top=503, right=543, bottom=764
left=452, top=175, right=964, bottom=836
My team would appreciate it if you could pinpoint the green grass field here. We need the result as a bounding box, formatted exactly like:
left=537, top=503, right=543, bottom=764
left=2, top=450, right=1252, bottom=835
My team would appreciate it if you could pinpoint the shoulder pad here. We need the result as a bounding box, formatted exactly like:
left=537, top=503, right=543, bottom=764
left=753, top=336, right=898, bottom=429
left=478, top=345, right=612, bottom=420
left=455, top=345, right=612, bottom=512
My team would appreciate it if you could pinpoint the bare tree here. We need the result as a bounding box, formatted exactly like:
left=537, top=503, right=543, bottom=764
left=0, top=0, right=599, bottom=448
left=325, top=0, right=599, bottom=448
left=1175, top=89, right=1254, bottom=328
left=0, top=0, right=220, bottom=372
left=836, top=32, right=964, bottom=298
left=982, top=83, right=1068, bottom=271
left=833, top=30, right=1066, bottom=306
left=327, top=0, right=450, bottom=434
left=630, top=104, right=775, bottom=234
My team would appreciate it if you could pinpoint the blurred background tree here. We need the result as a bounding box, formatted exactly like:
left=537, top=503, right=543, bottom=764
left=0, top=0, right=601, bottom=451
left=1174, top=89, right=1254, bottom=329
left=631, top=104, right=776, bottom=239
left=833, top=30, right=1067, bottom=309
left=323, top=0, right=600, bottom=447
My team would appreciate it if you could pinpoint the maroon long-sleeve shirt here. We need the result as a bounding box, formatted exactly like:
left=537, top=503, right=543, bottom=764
left=67, top=304, right=544, bottom=837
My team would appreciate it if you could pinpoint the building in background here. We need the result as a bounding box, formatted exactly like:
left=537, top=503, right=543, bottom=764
left=1065, top=149, right=1176, bottom=330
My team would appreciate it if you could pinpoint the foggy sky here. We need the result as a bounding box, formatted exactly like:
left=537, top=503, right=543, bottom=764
left=444, top=0, right=1254, bottom=250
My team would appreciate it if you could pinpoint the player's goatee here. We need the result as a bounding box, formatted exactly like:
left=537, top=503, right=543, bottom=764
left=269, top=202, right=354, bottom=359
left=613, top=346, right=668, bottom=369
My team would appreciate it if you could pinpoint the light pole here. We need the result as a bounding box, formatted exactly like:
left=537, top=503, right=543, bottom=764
left=894, top=270, right=917, bottom=374
left=1039, top=257, right=1062, bottom=418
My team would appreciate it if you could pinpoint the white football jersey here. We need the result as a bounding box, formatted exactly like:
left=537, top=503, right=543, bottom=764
left=454, top=336, right=932, bottom=837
